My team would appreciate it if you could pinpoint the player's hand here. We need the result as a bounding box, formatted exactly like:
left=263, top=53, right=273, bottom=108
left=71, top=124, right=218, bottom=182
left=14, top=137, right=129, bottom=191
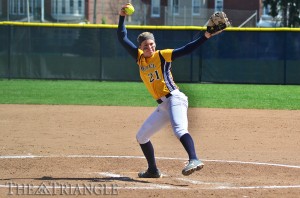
left=204, top=30, right=224, bottom=38
left=119, top=3, right=131, bottom=16
left=205, top=11, right=230, bottom=38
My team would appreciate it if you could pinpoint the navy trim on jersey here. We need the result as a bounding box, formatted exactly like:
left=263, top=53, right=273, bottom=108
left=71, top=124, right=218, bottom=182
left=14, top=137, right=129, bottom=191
left=164, top=62, right=176, bottom=91
left=159, top=51, right=176, bottom=92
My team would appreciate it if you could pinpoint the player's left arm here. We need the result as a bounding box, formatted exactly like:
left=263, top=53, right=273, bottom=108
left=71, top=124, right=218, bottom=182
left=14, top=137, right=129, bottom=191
left=171, top=34, right=208, bottom=61
left=172, top=12, right=230, bottom=61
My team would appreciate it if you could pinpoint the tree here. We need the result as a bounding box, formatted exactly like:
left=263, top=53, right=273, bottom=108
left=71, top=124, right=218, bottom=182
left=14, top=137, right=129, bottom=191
left=263, top=0, right=300, bottom=27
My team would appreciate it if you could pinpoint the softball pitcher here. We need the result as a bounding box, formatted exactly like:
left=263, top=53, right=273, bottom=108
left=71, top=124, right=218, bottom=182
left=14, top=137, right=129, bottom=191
left=117, top=4, right=229, bottom=178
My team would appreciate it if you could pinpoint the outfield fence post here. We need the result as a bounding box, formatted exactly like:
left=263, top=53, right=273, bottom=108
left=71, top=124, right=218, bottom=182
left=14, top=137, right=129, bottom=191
left=283, top=31, right=287, bottom=85
left=7, top=24, right=12, bottom=80
left=190, top=30, right=193, bottom=83
left=99, top=28, right=102, bottom=81
left=198, top=42, right=203, bottom=83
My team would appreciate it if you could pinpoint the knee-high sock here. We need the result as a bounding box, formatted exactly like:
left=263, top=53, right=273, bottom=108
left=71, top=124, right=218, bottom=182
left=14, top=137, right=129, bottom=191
left=180, top=133, right=198, bottom=160
left=139, top=141, right=157, bottom=172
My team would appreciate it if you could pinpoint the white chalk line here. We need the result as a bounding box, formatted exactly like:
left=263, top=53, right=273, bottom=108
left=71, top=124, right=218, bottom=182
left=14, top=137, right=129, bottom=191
left=216, top=185, right=300, bottom=190
left=1, top=155, right=300, bottom=169
left=1, top=155, right=300, bottom=190
left=176, top=177, right=230, bottom=186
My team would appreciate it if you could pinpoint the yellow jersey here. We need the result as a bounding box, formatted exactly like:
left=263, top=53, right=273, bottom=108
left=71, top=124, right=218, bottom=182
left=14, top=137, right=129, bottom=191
left=137, top=49, right=178, bottom=100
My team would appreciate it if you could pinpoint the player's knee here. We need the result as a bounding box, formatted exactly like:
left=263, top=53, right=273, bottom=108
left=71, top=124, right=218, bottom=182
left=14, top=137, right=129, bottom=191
left=171, top=123, right=188, bottom=138
left=136, top=133, right=149, bottom=144
left=174, top=129, right=188, bottom=139
left=136, top=124, right=152, bottom=144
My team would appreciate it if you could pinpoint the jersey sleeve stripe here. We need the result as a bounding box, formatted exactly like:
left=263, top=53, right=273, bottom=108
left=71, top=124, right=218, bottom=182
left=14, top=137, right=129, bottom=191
left=164, top=62, right=176, bottom=91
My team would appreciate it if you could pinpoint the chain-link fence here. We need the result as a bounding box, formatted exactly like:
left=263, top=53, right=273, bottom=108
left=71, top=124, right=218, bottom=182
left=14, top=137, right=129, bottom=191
left=0, top=0, right=258, bottom=27
left=127, top=4, right=258, bottom=27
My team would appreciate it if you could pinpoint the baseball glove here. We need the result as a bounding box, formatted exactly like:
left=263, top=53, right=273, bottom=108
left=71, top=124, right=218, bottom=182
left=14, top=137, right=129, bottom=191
left=207, top=12, right=230, bottom=34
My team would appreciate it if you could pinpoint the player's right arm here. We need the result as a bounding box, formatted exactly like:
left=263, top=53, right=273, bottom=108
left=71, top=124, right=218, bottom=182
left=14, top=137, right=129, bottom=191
left=117, top=14, right=138, bottom=59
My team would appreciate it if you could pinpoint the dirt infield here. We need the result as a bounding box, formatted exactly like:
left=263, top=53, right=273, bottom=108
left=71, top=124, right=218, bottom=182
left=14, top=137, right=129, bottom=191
left=0, top=104, right=300, bottom=197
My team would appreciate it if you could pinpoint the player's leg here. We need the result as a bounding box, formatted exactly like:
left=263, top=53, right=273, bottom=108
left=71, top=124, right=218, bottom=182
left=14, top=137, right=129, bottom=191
left=168, top=90, right=196, bottom=158
left=136, top=103, right=169, bottom=178
left=168, top=90, right=204, bottom=176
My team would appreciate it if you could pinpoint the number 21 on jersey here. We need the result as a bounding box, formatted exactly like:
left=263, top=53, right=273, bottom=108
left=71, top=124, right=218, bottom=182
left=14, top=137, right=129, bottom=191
left=148, top=70, right=160, bottom=82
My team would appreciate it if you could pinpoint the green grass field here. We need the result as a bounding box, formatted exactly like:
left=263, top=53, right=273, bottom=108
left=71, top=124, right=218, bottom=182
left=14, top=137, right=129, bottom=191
left=0, top=79, right=299, bottom=110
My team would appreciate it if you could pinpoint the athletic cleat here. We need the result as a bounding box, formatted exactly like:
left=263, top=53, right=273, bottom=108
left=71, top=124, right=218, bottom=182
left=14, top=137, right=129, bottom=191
left=182, top=159, right=204, bottom=176
left=138, top=169, right=162, bottom=178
